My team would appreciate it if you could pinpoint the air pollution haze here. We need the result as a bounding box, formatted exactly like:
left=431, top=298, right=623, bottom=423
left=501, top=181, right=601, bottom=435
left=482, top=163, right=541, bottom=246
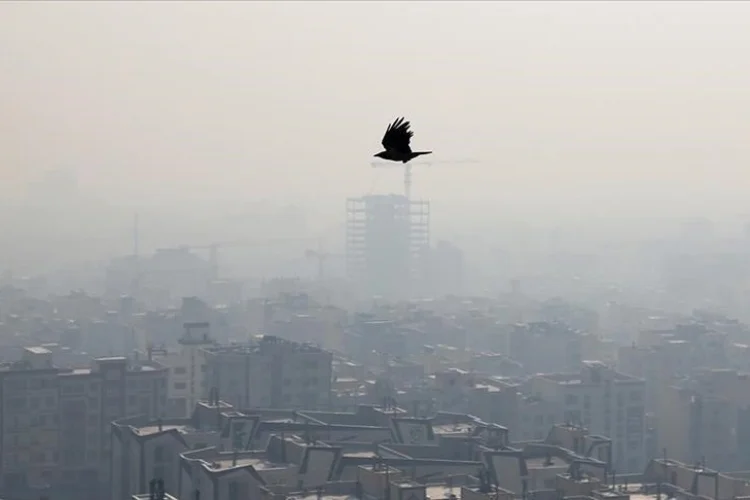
left=1, top=0, right=750, bottom=275
left=3, top=4, right=750, bottom=497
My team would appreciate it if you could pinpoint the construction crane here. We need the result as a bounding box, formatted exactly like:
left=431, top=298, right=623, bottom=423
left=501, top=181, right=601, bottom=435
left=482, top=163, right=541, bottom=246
left=369, top=159, right=479, bottom=200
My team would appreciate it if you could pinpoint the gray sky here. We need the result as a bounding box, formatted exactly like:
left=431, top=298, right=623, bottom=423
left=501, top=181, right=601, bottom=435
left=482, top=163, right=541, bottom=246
left=2, top=1, right=750, bottom=215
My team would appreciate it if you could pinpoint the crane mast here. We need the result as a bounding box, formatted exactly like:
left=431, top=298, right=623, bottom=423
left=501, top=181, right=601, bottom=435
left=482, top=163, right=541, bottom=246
left=369, top=159, right=479, bottom=199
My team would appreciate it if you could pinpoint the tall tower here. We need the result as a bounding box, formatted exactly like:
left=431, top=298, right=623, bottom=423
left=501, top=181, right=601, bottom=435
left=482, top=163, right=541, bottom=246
left=346, top=194, right=430, bottom=299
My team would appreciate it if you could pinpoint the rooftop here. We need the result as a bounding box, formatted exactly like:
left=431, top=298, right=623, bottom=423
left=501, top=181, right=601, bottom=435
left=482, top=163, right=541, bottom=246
left=25, top=346, right=51, bottom=355
left=205, top=336, right=327, bottom=356
left=210, top=456, right=281, bottom=471
left=433, top=423, right=475, bottom=435
left=135, top=424, right=192, bottom=437
left=132, top=494, right=179, bottom=500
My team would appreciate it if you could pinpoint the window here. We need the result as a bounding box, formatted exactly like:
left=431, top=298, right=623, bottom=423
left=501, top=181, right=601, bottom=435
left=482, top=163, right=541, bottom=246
left=5, top=379, right=26, bottom=391
left=154, top=446, right=165, bottom=462
left=7, top=398, right=26, bottom=410
left=565, top=394, right=578, bottom=405
left=174, top=382, right=187, bottom=390
left=174, top=367, right=187, bottom=375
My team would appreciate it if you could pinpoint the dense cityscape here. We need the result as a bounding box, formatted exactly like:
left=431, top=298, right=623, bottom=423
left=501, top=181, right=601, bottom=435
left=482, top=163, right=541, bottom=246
left=5, top=2, right=750, bottom=500
left=2, top=170, right=750, bottom=500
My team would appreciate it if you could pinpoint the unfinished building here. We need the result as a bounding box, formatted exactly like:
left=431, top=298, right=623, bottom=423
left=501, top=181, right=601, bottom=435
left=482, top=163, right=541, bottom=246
left=345, top=194, right=430, bottom=299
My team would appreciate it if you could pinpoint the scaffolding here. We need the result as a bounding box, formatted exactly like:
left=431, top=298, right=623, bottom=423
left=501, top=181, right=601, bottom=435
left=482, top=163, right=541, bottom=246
left=346, top=194, right=430, bottom=298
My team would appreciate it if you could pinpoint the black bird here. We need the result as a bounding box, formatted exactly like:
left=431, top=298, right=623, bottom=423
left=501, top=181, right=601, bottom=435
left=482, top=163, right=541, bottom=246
left=374, top=117, right=432, bottom=163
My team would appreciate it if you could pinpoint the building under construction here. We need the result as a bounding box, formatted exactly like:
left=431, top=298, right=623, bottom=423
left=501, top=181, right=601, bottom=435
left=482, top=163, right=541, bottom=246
left=346, top=194, right=430, bottom=299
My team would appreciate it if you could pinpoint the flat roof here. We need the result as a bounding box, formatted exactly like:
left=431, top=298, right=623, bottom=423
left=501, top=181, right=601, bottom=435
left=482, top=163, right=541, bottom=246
left=136, top=424, right=188, bottom=436
left=210, top=456, right=285, bottom=471
left=25, top=346, right=51, bottom=354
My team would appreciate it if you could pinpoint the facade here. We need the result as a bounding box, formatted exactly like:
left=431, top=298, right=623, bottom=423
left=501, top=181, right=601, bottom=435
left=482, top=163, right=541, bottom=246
left=204, top=336, right=333, bottom=410
left=657, top=368, right=750, bottom=471
left=508, top=322, right=583, bottom=375
left=526, top=361, right=646, bottom=473
left=345, top=194, right=430, bottom=299
left=151, top=322, right=216, bottom=417
left=111, top=399, right=230, bottom=500
left=0, top=347, right=168, bottom=497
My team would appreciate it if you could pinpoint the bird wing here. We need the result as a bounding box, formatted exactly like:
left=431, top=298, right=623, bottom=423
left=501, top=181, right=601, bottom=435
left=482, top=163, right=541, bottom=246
left=381, top=117, right=414, bottom=153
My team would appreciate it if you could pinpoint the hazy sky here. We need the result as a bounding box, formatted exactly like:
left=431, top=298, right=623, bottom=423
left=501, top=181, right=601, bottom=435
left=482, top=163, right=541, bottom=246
left=3, top=1, right=750, bottom=215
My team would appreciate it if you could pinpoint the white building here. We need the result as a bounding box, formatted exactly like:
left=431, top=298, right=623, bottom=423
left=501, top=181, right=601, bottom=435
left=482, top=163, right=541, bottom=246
left=151, top=322, right=216, bottom=417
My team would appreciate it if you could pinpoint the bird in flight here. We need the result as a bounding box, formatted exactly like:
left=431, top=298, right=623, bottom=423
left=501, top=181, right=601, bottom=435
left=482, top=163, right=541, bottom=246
left=374, top=117, right=432, bottom=163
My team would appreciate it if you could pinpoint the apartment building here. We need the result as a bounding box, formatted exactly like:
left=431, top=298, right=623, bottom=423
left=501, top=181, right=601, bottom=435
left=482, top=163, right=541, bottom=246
left=508, top=322, right=583, bottom=375
left=263, top=294, right=348, bottom=351
left=657, top=368, right=750, bottom=471
left=0, top=347, right=59, bottom=490
left=0, top=347, right=168, bottom=498
left=111, top=399, right=231, bottom=500
left=204, top=336, right=332, bottom=410
left=526, top=361, right=646, bottom=473
left=149, top=322, right=216, bottom=417
left=617, top=340, right=692, bottom=412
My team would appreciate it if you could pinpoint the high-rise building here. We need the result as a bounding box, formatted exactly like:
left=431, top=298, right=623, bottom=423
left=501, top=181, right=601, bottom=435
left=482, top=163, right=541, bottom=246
left=345, top=194, right=429, bottom=299
left=0, top=347, right=168, bottom=498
